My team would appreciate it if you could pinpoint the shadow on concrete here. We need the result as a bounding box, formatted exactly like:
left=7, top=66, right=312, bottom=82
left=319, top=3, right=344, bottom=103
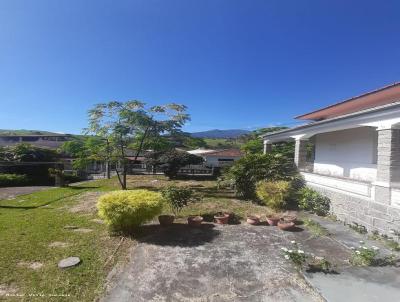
left=134, top=223, right=220, bottom=247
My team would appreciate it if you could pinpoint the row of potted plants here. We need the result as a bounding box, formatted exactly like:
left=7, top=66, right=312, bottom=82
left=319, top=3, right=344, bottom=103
left=158, top=212, right=297, bottom=230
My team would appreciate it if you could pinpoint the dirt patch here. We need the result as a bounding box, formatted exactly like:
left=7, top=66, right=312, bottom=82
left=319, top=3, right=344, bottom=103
left=49, top=242, right=70, bottom=248
left=73, top=228, right=93, bottom=233
left=17, top=261, right=44, bottom=270
left=69, top=191, right=102, bottom=214
left=0, top=283, right=19, bottom=297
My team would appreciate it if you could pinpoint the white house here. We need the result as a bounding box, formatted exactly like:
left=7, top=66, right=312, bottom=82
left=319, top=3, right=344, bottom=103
left=263, top=83, right=400, bottom=236
left=187, top=148, right=243, bottom=167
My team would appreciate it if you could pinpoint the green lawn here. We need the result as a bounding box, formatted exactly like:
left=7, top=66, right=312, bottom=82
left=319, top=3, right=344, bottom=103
left=0, top=175, right=271, bottom=301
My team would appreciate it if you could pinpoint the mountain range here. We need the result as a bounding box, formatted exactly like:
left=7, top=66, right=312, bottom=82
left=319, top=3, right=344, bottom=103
left=190, top=129, right=251, bottom=139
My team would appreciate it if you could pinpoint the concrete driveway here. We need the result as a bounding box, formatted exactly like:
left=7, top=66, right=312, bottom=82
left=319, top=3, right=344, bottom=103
left=0, top=186, right=52, bottom=200
left=102, top=224, right=324, bottom=302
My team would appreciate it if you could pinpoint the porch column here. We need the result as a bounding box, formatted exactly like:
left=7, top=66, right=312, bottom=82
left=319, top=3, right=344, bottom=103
left=263, top=140, right=272, bottom=154
left=374, top=127, right=400, bottom=204
left=294, top=138, right=308, bottom=170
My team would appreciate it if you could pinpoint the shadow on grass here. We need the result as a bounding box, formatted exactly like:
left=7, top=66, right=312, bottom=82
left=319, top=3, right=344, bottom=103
left=133, top=223, right=220, bottom=247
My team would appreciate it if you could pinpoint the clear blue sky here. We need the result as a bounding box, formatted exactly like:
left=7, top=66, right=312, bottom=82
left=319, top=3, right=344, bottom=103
left=1, top=0, right=399, bottom=134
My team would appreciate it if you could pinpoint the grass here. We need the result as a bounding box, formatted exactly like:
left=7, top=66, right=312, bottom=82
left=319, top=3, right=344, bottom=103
left=0, top=174, right=272, bottom=301
left=303, top=218, right=329, bottom=237
left=0, top=179, right=126, bottom=301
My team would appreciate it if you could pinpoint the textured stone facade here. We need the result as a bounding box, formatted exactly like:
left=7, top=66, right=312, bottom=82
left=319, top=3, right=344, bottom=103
left=308, top=184, right=400, bottom=237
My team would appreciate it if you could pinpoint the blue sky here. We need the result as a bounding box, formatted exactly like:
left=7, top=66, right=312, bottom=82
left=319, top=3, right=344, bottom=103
left=1, top=0, right=400, bottom=134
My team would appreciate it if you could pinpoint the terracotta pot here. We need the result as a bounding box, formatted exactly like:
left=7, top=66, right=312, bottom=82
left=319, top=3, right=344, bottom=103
left=214, top=213, right=230, bottom=225
left=266, top=216, right=281, bottom=226
left=158, top=215, right=175, bottom=226
left=277, top=220, right=295, bottom=231
left=282, top=215, right=297, bottom=224
left=188, top=216, right=203, bottom=227
left=247, top=215, right=260, bottom=225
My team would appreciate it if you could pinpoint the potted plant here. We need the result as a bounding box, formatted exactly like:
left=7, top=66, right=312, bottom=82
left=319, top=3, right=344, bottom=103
left=188, top=215, right=204, bottom=227
left=277, top=219, right=295, bottom=231
left=266, top=213, right=281, bottom=226
left=160, top=186, right=198, bottom=226
left=214, top=212, right=230, bottom=225
left=282, top=214, right=297, bottom=224
left=247, top=215, right=260, bottom=225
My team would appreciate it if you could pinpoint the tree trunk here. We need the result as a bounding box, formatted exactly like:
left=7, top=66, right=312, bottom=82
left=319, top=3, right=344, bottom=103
left=106, top=161, right=110, bottom=179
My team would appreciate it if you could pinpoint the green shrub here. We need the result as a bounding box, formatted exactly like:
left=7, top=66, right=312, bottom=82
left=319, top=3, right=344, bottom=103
left=161, top=186, right=199, bottom=215
left=298, top=187, right=330, bottom=216
left=97, top=190, right=163, bottom=232
left=0, top=173, right=29, bottom=187
left=256, top=180, right=291, bottom=210
left=226, top=153, right=297, bottom=199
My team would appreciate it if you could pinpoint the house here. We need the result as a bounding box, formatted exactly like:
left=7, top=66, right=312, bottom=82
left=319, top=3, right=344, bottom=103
left=0, top=134, right=73, bottom=149
left=262, top=83, right=400, bottom=236
left=188, top=148, right=243, bottom=167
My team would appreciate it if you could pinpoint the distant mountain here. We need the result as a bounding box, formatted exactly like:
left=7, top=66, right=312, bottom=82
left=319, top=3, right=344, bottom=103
left=190, top=129, right=251, bottom=139
left=0, top=129, right=63, bottom=136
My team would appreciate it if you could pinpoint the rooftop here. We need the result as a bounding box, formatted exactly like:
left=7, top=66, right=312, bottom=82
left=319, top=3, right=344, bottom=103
left=297, top=82, right=400, bottom=121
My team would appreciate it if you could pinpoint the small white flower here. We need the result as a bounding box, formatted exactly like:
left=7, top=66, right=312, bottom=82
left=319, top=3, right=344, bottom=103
left=288, top=250, right=293, bottom=253
left=362, top=246, right=368, bottom=250
left=355, top=251, right=361, bottom=255
left=281, top=247, right=288, bottom=252
left=359, top=240, right=364, bottom=244
left=350, top=247, right=355, bottom=250
left=297, top=250, right=304, bottom=254
left=284, top=255, right=290, bottom=260
left=372, top=246, right=379, bottom=250
left=291, top=240, right=296, bottom=244
left=389, top=230, right=395, bottom=234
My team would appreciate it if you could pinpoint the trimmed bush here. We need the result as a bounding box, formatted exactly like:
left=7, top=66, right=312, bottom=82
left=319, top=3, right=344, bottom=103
left=256, top=180, right=291, bottom=211
left=0, top=174, right=29, bottom=187
left=298, top=187, right=330, bottom=216
left=97, top=190, right=163, bottom=232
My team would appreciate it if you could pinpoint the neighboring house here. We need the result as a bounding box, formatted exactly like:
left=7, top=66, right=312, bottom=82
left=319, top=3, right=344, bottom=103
left=0, top=134, right=73, bottom=149
left=188, top=148, right=243, bottom=167
left=263, top=83, right=400, bottom=236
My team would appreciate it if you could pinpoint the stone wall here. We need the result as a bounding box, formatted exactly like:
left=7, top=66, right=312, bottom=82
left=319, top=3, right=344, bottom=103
left=308, top=183, right=400, bottom=237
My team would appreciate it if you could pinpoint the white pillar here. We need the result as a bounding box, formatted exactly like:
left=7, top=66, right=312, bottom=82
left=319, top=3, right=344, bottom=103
left=263, top=140, right=272, bottom=154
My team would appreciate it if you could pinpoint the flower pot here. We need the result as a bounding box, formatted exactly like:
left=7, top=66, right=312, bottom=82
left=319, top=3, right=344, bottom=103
left=158, top=215, right=175, bottom=226
left=266, top=216, right=281, bottom=226
left=214, top=212, right=230, bottom=225
left=188, top=216, right=203, bottom=227
left=247, top=215, right=260, bottom=225
left=282, top=215, right=297, bottom=224
left=277, top=220, right=295, bottom=231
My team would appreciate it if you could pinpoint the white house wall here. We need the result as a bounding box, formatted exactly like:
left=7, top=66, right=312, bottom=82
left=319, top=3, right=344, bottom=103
left=313, top=127, right=378, bottom=182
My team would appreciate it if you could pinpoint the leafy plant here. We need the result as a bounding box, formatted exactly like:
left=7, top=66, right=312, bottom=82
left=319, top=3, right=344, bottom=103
left=368, top=230, right=400, bottom=251
left=0, top=173, right=29, bottom=187
left=350, top=243, right=380, bottom=266
left=307, top=256, right=335, bottom=274
left=281, top=241, right=307, bottom=269
left=303, top=218, right=329, bottom=237
left=256, top=180, right=291, bottom=210
left=298, top=187, right=330, bottom=216
left=348, top=222, right=367, bottom=234
left=97, top=190, right=163, bottom=233
left=161, top=186, right=199, bottom=215
left=226, top=153, right=297, bottom=199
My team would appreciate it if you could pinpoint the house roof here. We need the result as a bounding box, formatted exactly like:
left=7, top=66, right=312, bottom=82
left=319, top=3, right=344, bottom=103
left=187, top=148, right=216, bottom=155
left=204, top=149, right=243, bottom=157
left=296, top=82, right=400, bottom=121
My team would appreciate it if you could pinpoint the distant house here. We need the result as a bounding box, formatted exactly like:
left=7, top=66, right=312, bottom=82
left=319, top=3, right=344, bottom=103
left=262, top=83, right=400, bottom=236
left=188, top=148, right=243, bottom=167
left=0, top=134, right=73, bottom=149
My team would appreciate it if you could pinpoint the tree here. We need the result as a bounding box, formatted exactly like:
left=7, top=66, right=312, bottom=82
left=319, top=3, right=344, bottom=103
left=225, top=153, right=297, bottom=199
left=61, top=137, right=111, bottom=177
left=0, top=143, right=58, bottom=162
left=145, top=150, right=203, bottom=179
left=85, top=101, right=190, bottom=189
